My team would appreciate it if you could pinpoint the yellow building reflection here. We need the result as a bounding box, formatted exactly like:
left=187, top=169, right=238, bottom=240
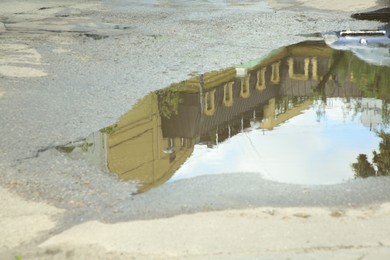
left=59, top=40, right=387, bottom=193
left=103, top=93, right=193, bottom=193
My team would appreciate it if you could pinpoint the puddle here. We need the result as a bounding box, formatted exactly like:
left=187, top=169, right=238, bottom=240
left=58, top=40, right=390, bottom=193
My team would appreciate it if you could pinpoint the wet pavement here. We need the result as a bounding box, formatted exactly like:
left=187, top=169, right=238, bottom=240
left=1, top=0, right=390, bottom=227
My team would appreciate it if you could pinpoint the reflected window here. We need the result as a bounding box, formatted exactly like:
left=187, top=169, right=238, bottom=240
left=288, top=58, right=309, bottom=81
left=256, top=67, right=267, bottom=91
left=240, top=76, right=250, bottom=98
left=311, top=57, right=318, bottom=81
left=204, top=89, right=216, bottom=116
left=271, top=62, right=280, bottom=84
left=223, top=82, right=234, bottom=107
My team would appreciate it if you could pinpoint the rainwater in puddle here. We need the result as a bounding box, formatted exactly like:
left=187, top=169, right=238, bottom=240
left=58, top=40, right=390, bottom=193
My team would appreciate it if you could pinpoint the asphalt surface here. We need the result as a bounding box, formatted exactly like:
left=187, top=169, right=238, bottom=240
left=1, top=0, right=389, bottom=229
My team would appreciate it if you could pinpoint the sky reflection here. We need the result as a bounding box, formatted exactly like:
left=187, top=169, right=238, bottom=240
left=171, top=98, right=387, bottom=185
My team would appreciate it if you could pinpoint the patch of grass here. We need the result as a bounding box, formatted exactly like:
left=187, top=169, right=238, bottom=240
left=56, top=145, right=76, bottom=153
left=100, top=124, right=118, bottom=134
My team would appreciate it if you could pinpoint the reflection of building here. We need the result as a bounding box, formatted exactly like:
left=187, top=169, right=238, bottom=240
left=103, top=93, right=194, bottom=193
left=64, top=93, right=194, bottom=193
left=61, top=40, right=389, bottom=193
left=162, top=41, right=363, bottom=146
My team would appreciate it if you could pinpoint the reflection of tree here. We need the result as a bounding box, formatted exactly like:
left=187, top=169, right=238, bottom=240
left=275, top=96, right=309, bottom=116
left=336, top=51, right=390, bottom=126
left=352, top=132, right=390, bottom=178
left=328, top=50, right=390, bottom=128
left=382, top=102, right=390, bottom=128
left=372, top=132, right=390, bottom=176
left=156, top=89, right=182, bottom=119
left=336, top=51, right=390, bottom=100
left=313, top=100, right=326, bottom=122
left=275, top=97, right=289, bottom=114
left=314, top=50, right=344, bottom=103
left=352, top=154, right=376, bottom=178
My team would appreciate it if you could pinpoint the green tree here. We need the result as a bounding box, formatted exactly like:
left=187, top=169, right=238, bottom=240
left=373, top=132, right=390, bottom=176
left=156, top=89, right=182, bottom=119
left=352, top=132, right=390, bottom=178
left=352, top=154, right=376, bottom=178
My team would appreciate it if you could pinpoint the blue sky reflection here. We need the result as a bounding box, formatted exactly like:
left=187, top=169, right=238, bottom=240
left=171, top=98, right=388, bottom=185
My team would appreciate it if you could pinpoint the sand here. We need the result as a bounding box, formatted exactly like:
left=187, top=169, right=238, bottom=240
left=39, top=204, right=390, bottom=259
left=0, top=187, right=63, bottom=252
left=2, top=185, right=390, bottom=259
